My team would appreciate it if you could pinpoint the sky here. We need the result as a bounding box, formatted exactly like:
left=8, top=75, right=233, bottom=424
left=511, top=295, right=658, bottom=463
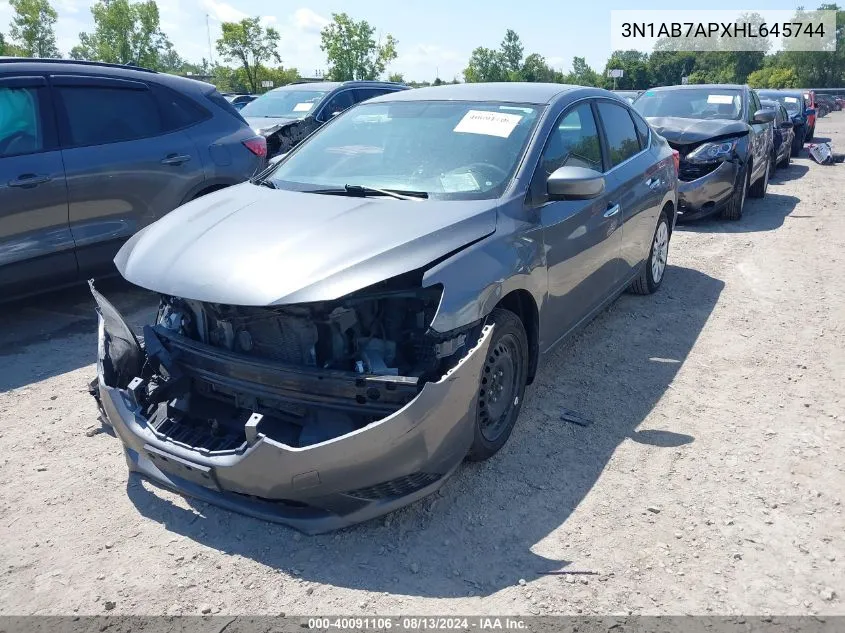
left=0, top=0, right=814, bottom=81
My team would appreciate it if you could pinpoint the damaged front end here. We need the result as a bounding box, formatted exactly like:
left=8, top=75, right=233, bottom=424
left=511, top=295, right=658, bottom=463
left=90, top=280, right=492, bottom=533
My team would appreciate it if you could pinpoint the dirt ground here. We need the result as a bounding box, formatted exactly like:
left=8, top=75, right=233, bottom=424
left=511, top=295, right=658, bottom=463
left=1, top=114, right=843, bottom=618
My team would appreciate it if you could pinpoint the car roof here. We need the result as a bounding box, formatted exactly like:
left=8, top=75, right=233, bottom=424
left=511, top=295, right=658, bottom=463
left=643, top=84, right=747, bottom=92
left=270, top=80, right=407, bottom=93
left=366, top=82, right=586, bottom=105
left=0, top=57, right=212, bottom=93
left=758, top=89, right=803, bottom=96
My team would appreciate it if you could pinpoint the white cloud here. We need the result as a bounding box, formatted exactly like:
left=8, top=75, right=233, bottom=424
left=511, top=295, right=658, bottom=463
left=394, top=43, right=465, bottom=81
left=292, top=8, right=328, bottom=34
left=201, top=0, right=247, bottom=24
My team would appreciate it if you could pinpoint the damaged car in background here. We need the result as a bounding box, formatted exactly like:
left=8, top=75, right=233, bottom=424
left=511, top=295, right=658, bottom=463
left=241, top=80, right=408, bottom=158
left=91, top=83, right=678, bottom=533
left=634, top=84, right=774, bottom=222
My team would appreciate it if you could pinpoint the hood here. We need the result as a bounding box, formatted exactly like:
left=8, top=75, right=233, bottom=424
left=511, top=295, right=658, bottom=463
left=245, top=116, right=301, bottom=136
left=114, top=183, right=497, bottom=306
left=646, top=116, right=749, bottom=146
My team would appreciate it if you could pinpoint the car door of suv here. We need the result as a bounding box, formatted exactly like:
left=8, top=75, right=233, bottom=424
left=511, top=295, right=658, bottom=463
left=0, top=75, right=76, bottom=298
left=595, top=99, right=661, bottom=283
left=533, top=100, right=622, bottom=344
left=52, top=74, right=205, bottom=278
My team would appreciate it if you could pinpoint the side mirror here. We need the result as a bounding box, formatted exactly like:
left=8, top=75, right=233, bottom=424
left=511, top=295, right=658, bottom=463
left=780, top=120, right=794, bottom=129
left=547, top=166, right=605, bottom=200
left=752, top=109, right=776, bottom=124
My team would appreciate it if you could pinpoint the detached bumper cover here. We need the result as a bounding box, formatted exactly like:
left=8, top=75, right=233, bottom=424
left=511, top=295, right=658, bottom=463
left=677, top=160, right=740, bottom=221
left=92, top=289, right=492, bottom=534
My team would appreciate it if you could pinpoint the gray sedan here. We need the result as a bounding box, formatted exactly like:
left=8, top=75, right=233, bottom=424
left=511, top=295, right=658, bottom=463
left=91, top=83, right=678, bottom=533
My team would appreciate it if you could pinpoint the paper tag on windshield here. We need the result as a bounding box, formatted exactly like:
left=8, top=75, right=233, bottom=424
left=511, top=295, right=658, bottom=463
left=454, top=110, right=522, bottom=138
left=293, top=102, right=314, bottom=112
left=707, top=95, right=734, bottom=104
left=784, top=97, right=799, bottom=103
left=440, top=172, right=480, bottom=192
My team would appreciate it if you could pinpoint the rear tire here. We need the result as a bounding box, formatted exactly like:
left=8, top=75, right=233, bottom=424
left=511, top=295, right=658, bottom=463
left=778, top=150, right=790, bottom=168
left=806, top=125, right=815, bottom=141
left=466, top=309, right=528, bottom=462
left=721, top=166, right=749, bottom=221
left=629, top=211, right=670, bottom=295
left=791, top=129, right=804, bottom=156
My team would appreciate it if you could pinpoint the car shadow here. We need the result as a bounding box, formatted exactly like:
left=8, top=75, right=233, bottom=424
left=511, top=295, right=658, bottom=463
left=0, top=277, right=157, bottom=393
left=127, top=264, right=724, bottom=598
left=809, top=135, right=832, bottom=143
left=769, top=163, right=809, bottom=184
left=676, top=192, right=799, bottom=234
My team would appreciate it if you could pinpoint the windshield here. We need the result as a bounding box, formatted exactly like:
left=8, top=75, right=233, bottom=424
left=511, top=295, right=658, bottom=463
left=240, top=89, right=329, bottom=119
left=759, top=92, right=802, bottom=114
left=268, top=100, right=542, bottom=200
left=635, top=89, right=743, bottom=120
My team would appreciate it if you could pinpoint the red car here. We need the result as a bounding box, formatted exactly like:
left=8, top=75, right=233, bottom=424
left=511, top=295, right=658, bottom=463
left=804, top=90, right=817, bottom=140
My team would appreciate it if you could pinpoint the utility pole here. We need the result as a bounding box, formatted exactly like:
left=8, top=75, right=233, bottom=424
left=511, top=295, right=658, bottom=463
left=206, top=14, right=214, bottom=66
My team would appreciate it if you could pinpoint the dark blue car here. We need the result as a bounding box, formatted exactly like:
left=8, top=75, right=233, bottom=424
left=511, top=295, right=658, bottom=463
left=757, top=90, right=808, bottom=156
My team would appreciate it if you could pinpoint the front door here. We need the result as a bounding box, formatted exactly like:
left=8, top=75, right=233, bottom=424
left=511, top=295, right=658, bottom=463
left=0, top=75, right=76, bottom=297
left=535, top=100, right=622, bottom=347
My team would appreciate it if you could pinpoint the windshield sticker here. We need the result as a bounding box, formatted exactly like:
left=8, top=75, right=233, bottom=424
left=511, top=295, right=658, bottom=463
left=440, top=172, right=480, bottom=192
left=293, top=102, right=314, bottom=112
left=454, top=110, right=523, bottom=138
left=784, top=96, right=799, bottom=103
left=707, top=95, right=735, bottom=104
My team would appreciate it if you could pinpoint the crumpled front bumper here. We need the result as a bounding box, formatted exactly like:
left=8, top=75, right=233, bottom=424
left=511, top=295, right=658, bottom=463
left=92, top=289, right=493, bottom=534
left=677, top=160, right=740, bottom=221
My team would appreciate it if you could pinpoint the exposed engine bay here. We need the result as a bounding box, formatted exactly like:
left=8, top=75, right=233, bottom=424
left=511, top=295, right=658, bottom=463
left=99, top=283, right=479, bottom=453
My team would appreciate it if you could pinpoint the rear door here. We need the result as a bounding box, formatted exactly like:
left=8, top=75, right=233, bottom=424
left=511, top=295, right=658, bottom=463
left=535, top=100, right=622, bottom=344
left=52, top=74, right=206, bottom=277
left=595, top=100, right=661, bottom=282
left=0, top=75, right=77, bottom=297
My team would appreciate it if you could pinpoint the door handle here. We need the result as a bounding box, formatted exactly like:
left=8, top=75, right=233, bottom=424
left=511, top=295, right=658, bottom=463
left=603, top=204, right=620, bottom=218
left=8, top=174, right=51, bottom=188
left=646, top=177, right=661, bottom=190
left=161, top=154, right=192, bottom=166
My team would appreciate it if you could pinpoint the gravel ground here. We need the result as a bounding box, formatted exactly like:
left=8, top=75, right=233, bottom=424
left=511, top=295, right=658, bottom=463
left=1, top=114, right=843, bottom=617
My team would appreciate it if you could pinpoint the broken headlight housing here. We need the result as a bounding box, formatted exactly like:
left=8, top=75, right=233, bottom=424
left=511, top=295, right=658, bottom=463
left=686, top=138, right=739, bottom=164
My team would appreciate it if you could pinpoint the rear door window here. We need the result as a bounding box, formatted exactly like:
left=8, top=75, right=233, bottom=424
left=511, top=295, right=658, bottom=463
left=320, top=91, right=354, bottom=119
left=57, top=85, right=164, bottom=146
left=596, top=101, right=641, bottom=168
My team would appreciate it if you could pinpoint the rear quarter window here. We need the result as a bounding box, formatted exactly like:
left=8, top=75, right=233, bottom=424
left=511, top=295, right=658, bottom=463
left=152, top=84, right=211, bottom=130
left=206, top=90, right=248, bottom=124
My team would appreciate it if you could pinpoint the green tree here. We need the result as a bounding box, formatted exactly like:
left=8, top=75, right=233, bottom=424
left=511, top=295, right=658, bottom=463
left=520, top=53, right=554, bottom=82
left=8, top=0, right=60, bottom=57
left=70, top=0, right=174, bottom=68
left=565, top=56, right=600, bottom=86
left=216, top=17, right=281, bottom=93
left=781, top=4, right=844, bottom=87
left=463, top=46, right=508, bottom=82
left=647, top=50, right=697, bottom=86
left=387, top=72, right=404, bottom=83
left=320, top=13, right=398, bottom=81
left=500, top=29, right=524, bottom=73
left=602, top=50, right=650, bottom=89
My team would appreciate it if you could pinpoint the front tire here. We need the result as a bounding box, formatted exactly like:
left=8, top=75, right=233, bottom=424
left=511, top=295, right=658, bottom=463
left=749, top=155, right=770, bottom=199
left=721, top=166, right=749, bottom=221
left=630, top=211, right=670, bottom=295
left=806, top=125, right=815, bottom=141
left=467, top=309, right=528, bottom=462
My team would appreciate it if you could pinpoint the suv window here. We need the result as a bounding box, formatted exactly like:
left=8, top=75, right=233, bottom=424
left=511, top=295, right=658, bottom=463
left=539, top=102, right=603, bottom=176
left=0, top=86, right=43, bottom=157
left=58, top=85, right=164, bottom=146
left=320, top=90, right=354, bottom=120
left=353, top=88, right=393, bottom=102
left=152, top=84, right=209, bottom=130
left=597, top=101, right=640, bottom=168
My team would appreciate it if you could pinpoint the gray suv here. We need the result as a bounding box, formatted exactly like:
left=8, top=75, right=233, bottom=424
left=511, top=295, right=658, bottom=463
left=0, top=58, right=266, bottom=300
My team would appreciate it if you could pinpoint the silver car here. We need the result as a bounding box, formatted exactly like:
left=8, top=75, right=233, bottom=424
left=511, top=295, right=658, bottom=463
left=91, top=83, right=678, bottom=533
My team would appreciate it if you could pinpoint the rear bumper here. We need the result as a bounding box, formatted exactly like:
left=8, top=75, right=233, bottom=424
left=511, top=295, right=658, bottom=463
left=93, top=292, right=493, bottom=534
left=677, top=160, right=740, bottom=221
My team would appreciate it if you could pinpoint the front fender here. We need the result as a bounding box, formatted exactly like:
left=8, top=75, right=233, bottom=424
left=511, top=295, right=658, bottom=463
left=422, top=212, right=546, bottom=336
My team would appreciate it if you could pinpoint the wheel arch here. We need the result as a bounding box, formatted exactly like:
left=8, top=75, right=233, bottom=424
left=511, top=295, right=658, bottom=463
left=494, top=289, right=540, bottom=385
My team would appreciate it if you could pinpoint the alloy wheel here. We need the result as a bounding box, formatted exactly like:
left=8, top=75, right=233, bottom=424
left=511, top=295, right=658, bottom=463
left=651, top=221, right=669, bottom=284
